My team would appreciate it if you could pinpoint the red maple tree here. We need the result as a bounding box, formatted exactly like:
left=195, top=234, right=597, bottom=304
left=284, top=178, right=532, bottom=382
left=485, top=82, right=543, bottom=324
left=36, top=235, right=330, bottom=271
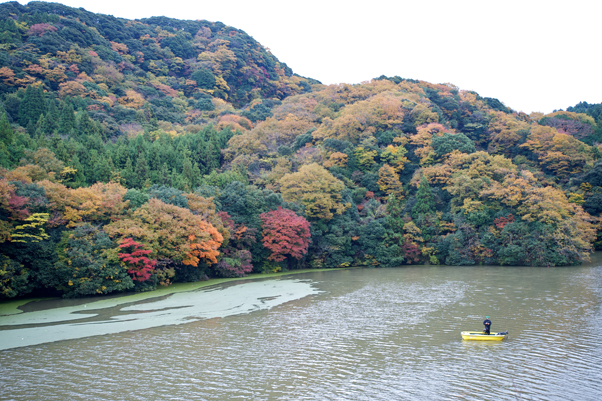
left=118, top=238, right=156, bottom=281
left=494, top=214, right=515, bottom=229
left=7, top=193, right=30, bottom=220
left=260, top=207, right=311, bottom=265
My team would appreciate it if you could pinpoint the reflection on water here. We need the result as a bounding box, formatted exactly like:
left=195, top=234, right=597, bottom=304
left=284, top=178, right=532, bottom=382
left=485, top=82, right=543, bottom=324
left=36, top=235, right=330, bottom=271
left=1, top=256, right=601, bottom=400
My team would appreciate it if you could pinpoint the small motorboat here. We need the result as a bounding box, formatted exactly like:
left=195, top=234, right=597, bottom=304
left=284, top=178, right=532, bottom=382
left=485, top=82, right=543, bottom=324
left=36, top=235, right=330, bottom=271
left=461, top=330, right=508, bottom=341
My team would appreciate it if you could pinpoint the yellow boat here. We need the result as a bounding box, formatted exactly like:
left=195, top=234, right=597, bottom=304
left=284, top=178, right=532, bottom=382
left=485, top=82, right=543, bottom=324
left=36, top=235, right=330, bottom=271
left=461, top=331, right=508, bottom=341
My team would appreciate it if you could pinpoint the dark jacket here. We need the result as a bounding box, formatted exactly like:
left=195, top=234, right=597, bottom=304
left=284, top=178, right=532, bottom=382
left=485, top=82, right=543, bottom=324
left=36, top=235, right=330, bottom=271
left=483, top=319, right=492, bottom=332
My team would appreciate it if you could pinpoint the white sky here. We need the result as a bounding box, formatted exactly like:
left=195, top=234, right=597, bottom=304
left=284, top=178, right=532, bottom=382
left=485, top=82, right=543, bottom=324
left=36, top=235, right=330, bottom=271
left=9, top=0, right=602, bottom=114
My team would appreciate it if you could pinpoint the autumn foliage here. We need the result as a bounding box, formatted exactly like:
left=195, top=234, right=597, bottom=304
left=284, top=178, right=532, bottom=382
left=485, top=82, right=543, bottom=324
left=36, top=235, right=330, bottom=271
left=0, top=3, right=602, bottom=299
left=182, top=220, right=223, bottom=267
left=260, top=207, right=311, bottom=262
left=105, top=199, right=223, bottom=266
left=118, top=238, right=156, bottom=281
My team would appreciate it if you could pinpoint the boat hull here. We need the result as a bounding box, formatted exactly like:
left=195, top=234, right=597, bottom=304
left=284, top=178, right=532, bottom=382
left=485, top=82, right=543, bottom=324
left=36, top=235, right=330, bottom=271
left=461, top=331, right=508, bottom=341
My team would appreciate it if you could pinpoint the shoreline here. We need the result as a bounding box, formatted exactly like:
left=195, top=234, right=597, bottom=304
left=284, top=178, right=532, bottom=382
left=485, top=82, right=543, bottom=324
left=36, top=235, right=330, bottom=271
left=2, top=250, right=600, bottom=317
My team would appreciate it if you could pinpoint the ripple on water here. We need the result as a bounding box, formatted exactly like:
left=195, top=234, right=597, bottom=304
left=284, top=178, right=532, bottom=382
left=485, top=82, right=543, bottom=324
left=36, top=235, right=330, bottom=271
left=1, top=266, right=601, bottom=400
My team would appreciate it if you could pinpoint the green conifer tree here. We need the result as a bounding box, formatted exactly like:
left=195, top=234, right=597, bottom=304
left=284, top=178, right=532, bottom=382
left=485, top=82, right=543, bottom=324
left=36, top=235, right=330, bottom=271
left=94, top=156, right=112, bottom=183
left=0, top=111, right=13, bottom=167
left=51, top=135, right=70, bottom=163
left=58, top=100, right=76, bottom=134
left=134, top=155, right=149, bottom=188
left=0, top=113, right=14, bottom=145
left=181, top=155, right=201, bottom=190
left=158, top=163, right=172, bottom=186
left=0, top=142, right=10, bottom=168
left=45, top=100, right=59, bottom=133
left=18, top=85, right=47, bottom=127
left=412, top=176, right=436, bottom=217
left=67, top=154, right=86, bottom=188
left=35, top=114, right=47, bottom=135
left=84, top=149, right=99, bottom=185
left=77, top=110, right=98, bottom=137
left=122, top=156, right=135, bottom=187
left=135, top=109, right=147, bottom=125
left=1, top=19, right=22, bottom=45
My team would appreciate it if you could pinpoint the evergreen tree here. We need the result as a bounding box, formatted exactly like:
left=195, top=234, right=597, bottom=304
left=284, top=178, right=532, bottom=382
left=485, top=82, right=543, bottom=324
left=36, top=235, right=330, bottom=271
left=412, top=176, right=435, bottom=217
left=181, top=155, right=201, bottom=190
left=135, top=109, right=147, bottom=125
left=26, top=119, right=36, bottom=136
left=84, top=149, right=99, bottom=185
left=77, top=110, right=97, bottom=137
left=134, top=154, right=149, bottom=188
left=0, top=113, right=13, bottom=145
left=0, top=19, right=22, bottom=45
left=209, top=137, right=221, bottom=170
left=45, top=100, right=59, bottom=133
left=158, top=163, right=172, bottom=186
left=67, top=154, right=86, bottom=188
left=41, top=113, right=55, bottom=135
left=58, top=100, right=76, bottom=134
left=385, top=194, right=405, bottom=234
left=122, top=157, right=135, bottom=187
left=216, top=127, right=235, bottom=149
left=94, top=156, right=112, bottom=183
left=0, top=142, right=10, bottom=168
left=123, top=189, right=149, bottom=209
left=18, top=85, right=47, bottom=127
left=149, top=152, right=161, bottom=175
left=35, top=114, right=48, bottom=135
left=344, top=147, right=359, bottom=174
left=51, top=135, right=70, bottom=163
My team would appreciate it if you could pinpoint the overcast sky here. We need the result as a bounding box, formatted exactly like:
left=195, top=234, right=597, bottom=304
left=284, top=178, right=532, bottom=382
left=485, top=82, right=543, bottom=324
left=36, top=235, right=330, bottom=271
left=9, top=0, right=602, bottom=114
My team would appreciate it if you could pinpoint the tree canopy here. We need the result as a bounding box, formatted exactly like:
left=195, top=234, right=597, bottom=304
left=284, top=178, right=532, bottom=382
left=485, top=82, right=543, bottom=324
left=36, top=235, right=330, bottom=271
left=0, top=2, right=600, bottom=299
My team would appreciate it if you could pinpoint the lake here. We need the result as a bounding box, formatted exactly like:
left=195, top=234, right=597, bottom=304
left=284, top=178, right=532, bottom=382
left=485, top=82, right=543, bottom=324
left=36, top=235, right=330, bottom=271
left=1, top=254, right=601, bottom=400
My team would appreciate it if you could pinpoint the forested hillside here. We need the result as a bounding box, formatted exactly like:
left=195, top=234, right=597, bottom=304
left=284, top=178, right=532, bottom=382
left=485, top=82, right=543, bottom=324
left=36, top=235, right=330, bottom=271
left=1, top=1, right=601, bottom=299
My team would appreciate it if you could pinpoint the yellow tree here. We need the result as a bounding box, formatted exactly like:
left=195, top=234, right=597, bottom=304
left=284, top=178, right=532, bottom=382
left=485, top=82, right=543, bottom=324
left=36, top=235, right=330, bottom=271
left=377, top=164, right=404, bottom=198
left=37, top=181, right=128, bottom=226
left=354, top=146, right=378, bottom=171
left=117, top=90, right=145, bottom=109
left=0, top=67, right=16, bottom=86
left=313, top=92, right=406, bottom=143
left=380, top=144, right=409, bottom=172
left=409, top=123, right=448, bottom=166
left=324, top=152, right=348, bottom=168
left=11, top=213, right=50, bottom=243
left=58, top=81, right=87, bottom=98
left=487, top=111, right=529, bottom=156
left=410, top=103, right=439, bottom=125
left=520, top=125, right=592, bottom=176
left=279, top=163, right=349, bottom=220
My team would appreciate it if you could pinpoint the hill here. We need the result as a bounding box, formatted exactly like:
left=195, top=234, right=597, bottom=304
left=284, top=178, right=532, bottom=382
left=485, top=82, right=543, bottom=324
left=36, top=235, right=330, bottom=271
left=1, top=1, right=601, bottom=299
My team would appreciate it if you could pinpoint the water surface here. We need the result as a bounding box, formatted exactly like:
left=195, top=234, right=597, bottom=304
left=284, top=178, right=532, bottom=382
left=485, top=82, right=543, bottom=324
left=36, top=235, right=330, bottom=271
left=1, top=256, right=601, bottom=400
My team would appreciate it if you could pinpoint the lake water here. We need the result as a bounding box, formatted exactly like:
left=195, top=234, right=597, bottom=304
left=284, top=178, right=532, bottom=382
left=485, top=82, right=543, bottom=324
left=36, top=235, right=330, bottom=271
left=1, top=255, right=601, bottom=400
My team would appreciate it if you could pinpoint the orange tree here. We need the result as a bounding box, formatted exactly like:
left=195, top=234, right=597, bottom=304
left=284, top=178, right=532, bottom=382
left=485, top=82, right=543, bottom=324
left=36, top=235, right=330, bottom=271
left=104, top=199, right=223, bottom=285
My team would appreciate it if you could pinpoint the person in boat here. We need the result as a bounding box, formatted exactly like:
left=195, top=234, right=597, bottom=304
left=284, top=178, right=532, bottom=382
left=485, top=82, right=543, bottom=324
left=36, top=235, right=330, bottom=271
left=483, top=316, right=492, bottom=334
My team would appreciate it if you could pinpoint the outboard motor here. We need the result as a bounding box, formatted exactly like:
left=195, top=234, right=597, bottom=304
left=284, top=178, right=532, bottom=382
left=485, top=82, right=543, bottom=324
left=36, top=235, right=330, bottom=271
left=496, top=331, right=509, bottom=335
